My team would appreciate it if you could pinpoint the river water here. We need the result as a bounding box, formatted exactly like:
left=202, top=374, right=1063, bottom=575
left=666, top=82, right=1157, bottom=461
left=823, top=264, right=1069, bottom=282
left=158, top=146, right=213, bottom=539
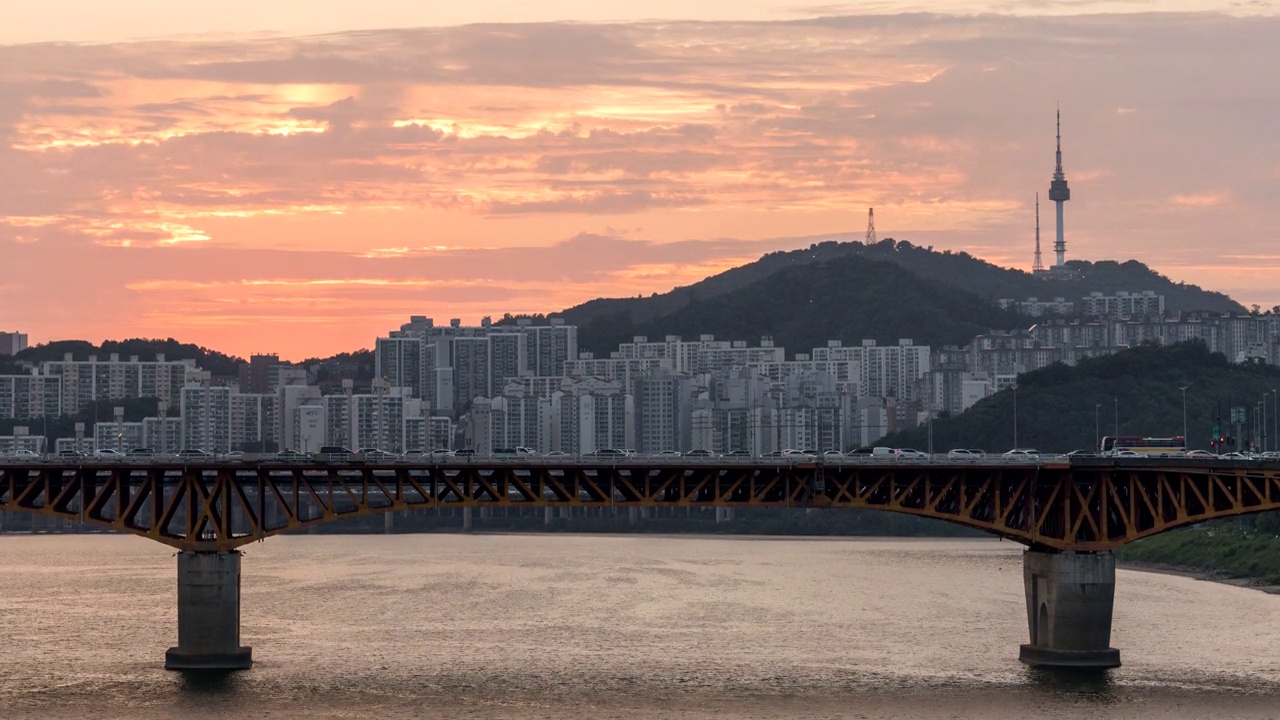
left=0, top=534, right=1278, bottom=719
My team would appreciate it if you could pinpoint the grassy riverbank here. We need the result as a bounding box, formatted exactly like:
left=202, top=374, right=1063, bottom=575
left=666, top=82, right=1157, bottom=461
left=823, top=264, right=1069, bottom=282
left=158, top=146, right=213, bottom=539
left=1117, top=527, right=1280, bottom=586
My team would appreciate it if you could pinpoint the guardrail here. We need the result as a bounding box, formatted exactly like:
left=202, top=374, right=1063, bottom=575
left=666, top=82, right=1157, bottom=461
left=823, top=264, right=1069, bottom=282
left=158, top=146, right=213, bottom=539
left=3, top=452, right=1278, bottom=468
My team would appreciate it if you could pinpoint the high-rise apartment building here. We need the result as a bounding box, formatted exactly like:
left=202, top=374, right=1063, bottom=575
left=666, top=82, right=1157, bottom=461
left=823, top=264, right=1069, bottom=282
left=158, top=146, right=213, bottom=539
left=230, top=393, right=278, bottom=451
left=0, top=374, right=61, bottom=420
left=180, top=385, right=232, bottom=453
left=0, top=331, right=27, bottom=356
left=43, top=354, right=197, bottom=416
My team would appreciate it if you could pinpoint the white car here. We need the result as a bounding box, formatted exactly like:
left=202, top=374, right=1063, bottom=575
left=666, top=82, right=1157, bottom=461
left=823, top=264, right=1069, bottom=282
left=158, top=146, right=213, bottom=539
left=947, top=449, right=985, bottom=459
left=1003, top=449, right=1039, bottom=458
left=11, top=449, right=40, bottom=459
left=95, top=449, right=124, bottom=458
left=896, top=448, right=929, bottom=459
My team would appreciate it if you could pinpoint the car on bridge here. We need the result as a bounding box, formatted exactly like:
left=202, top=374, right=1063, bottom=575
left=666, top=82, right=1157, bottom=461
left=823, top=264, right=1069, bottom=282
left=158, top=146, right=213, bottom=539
left=177, top=449, right=212, bottom=460
left=9, top=449, right=40, bottom=459
left=896, top=448, right=928, bottom=459
left=1185, top=449, right=1215, bottom=458
left=1002, top=449, right=1040, bottom=458
left=317, top=446, right=352, bottom=461
left=723, top=449, right=750, bottom=458
left=947, top=448, right=985, bottom=459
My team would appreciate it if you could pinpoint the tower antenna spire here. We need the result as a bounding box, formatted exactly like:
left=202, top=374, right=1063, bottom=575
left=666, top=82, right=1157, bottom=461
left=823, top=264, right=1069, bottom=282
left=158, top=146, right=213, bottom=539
left=865, top=208, right=877, bottom=244
left=1048, top=107, right=1071, bottom=268
left=1055, top=105, right=1063, bottom=175
left=1033, top=193, right=1044, bottom=273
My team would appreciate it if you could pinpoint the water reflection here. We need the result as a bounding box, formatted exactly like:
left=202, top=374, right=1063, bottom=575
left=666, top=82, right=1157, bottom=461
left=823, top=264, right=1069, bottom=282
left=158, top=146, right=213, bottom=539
left=0, top=534, right=1276, bottom=719
left=1024, top=666, right=1118, bottom=701
left=176, top=670, right=244, bottom=694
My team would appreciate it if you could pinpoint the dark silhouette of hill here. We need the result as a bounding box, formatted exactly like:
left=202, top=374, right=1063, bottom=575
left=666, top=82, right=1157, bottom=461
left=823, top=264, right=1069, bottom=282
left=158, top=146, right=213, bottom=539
left=557, top=238, right=1243, bottom=353
left=574, top=255, right=1030, bottom=355
left=880, top=342, right=1279, bottom=454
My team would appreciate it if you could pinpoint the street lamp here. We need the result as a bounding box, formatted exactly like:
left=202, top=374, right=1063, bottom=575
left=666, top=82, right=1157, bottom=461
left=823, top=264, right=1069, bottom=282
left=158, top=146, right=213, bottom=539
left=1013, top=385, right=1018, bottom=449
left=1254, top=394, right=1264, bottom=450
left=1094, top=403, right=1101, bottom=452
left=1114, top=397, right=1119, bottom=439
left=1272, top=389, right=1278, bottom=453
left=1179, top=385, right=1189, bottom=451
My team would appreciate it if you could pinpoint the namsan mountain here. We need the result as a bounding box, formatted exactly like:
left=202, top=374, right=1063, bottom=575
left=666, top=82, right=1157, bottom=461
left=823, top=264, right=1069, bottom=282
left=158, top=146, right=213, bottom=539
left=550, top=238, right=1243, bottom=355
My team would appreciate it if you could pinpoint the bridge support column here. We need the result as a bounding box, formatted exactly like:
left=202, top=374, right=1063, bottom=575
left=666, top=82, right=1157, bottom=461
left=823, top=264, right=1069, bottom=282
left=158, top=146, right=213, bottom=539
left=384, top=512, right=394, bottom=534
left=544, top=506, right=553, bottom=527
left=166, top=551, right=252, bottom=671
left=462, top=506, right=473, bottom=531
left=1019, top=550, right=1119, bottom=669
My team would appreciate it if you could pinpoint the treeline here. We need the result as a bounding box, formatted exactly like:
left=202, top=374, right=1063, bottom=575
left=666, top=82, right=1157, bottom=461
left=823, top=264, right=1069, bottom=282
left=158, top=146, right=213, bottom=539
left=12, top=338, right=245, bottom=377
left=883, top=342, right=1280, bottom=453
left=1117, top=514, right=1280, bottom=586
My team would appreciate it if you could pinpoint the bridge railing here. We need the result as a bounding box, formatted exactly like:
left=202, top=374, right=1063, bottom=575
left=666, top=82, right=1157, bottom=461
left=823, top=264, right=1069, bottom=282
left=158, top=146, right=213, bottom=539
left=0, top=452, right=1075, bottom=467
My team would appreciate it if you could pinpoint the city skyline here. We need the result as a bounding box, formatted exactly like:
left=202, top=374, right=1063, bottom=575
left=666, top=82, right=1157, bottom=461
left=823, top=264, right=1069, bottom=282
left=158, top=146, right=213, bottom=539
left=2, top=3, right=1278, bottom=360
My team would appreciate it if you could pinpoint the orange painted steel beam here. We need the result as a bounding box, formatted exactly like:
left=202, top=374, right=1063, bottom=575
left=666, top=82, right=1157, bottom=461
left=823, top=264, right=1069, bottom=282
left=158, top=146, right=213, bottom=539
left=2, top=461, right=1279, bottom=552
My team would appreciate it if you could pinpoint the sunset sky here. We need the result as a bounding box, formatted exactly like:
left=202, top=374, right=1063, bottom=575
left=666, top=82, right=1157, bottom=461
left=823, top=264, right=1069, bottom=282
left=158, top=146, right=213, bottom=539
left=2, top=1, right=1278, bottom=359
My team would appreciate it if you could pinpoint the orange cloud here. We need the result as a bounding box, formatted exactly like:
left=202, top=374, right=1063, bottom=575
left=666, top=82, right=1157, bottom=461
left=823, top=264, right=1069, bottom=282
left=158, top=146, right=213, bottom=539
left=1, top=14, right=1278, bottom=358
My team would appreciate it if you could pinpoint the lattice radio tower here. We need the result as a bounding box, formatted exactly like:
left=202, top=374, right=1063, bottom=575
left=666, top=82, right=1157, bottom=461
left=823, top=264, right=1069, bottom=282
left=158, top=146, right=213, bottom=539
left=865, top=208, right=876, bottom=244
left=1032, top=193, right=1044, bottom=273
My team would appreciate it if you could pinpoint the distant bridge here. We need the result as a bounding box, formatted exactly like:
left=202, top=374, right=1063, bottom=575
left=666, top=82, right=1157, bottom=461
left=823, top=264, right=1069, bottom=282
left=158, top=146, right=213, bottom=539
left=2, top=456, right=1278, bottom=553
left=3, top=456, right=1278, bottom=672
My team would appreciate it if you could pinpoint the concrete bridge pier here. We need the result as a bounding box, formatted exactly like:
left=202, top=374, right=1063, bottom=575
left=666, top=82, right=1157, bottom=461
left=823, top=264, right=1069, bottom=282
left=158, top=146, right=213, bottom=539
left=1019, top=550, right=1120, bottom=669
left=165, top=551, right=252, bottom=671
left=462, top=506, right=473, bottom=531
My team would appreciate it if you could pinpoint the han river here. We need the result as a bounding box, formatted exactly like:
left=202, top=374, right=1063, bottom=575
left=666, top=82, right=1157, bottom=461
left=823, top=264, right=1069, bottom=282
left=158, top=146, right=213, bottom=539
left=1, top=534, right=1279, bottom=719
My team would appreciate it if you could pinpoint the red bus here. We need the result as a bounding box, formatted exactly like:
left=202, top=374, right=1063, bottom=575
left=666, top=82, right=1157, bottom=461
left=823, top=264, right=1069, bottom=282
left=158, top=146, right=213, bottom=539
left=1099, top=435, right=1186, bottom=457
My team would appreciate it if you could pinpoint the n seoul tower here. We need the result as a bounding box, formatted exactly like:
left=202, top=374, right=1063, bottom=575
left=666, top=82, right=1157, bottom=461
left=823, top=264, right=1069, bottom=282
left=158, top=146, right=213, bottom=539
left=1048, top=109, right=1071, bottom=268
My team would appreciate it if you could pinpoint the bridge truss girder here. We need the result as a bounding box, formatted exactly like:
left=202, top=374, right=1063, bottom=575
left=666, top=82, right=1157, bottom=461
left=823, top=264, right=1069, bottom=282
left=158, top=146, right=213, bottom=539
left=1, top=462, right=1278, bottom=552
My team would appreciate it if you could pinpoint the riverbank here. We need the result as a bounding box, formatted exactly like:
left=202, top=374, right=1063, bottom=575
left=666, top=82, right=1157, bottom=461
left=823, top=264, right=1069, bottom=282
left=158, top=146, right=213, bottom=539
left=1115, top=528, right=1280, bottom=592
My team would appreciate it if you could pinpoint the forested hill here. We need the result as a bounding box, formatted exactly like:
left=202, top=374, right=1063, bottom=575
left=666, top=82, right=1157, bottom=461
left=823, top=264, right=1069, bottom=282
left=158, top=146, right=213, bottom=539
left=880, top=343, right=1280, bottom=454
left=858, top=240, right=1243, bottom=314
left=573, top=255, right=1030, bottom=356
left=559, top=238, right=1243, bottom=353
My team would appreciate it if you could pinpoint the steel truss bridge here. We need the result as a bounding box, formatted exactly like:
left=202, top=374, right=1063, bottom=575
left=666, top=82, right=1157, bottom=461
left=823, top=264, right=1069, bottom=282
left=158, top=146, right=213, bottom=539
left=3, top=457, right=1279, bottom=552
